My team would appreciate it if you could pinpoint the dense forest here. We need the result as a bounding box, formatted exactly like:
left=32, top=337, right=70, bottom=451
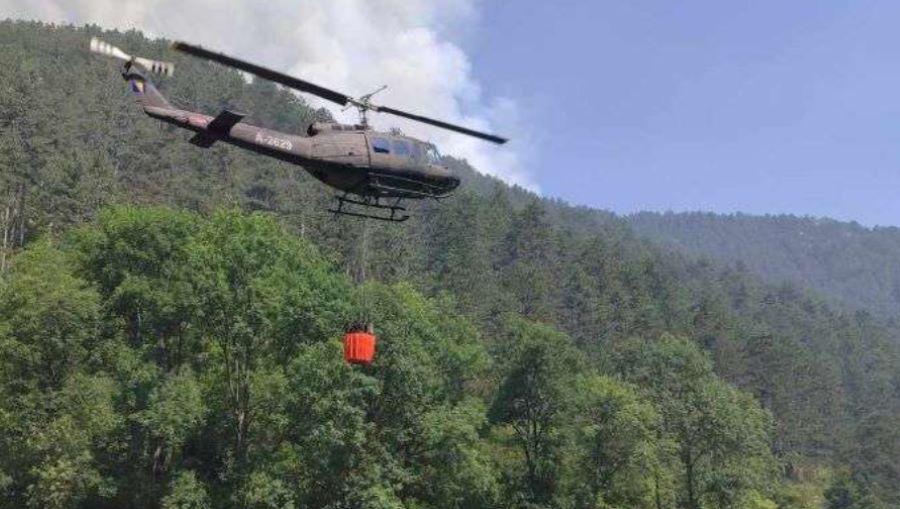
left=1, top=21, right=899, bottom=509
left=628, top=212, right=900, bottom=319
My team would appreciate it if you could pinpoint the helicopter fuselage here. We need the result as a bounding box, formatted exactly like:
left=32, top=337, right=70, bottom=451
left=143, top=105, right=460, bottom=200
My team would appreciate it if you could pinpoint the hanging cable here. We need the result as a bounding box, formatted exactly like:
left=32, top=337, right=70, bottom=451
left=344, top=219, right=376, bottom=365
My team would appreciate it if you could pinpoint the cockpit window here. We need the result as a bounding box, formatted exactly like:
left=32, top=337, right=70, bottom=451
left=392, top=140, right=411, bottom=157
left=426, top=145, right=441, bottom=164
left=372, top=137, right=390, bottom=153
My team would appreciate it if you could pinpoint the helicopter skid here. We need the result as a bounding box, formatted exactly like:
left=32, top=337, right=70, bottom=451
left=367, top=173, right=453, bottom=200
left=330, top=194, right=410, bottom=223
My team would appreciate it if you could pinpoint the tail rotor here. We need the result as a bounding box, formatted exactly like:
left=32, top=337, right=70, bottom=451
left=90, top=37, right=175, bottom=77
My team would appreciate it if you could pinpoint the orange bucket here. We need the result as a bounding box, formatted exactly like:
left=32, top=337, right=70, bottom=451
left=343, top=331, right=376, bottom=365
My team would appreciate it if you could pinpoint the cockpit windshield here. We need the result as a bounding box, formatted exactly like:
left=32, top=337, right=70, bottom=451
left=425, top=145, right=441, bottom=164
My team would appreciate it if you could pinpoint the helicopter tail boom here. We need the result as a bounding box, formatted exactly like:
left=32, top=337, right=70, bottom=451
left=123, top=68, right=173, bottom=110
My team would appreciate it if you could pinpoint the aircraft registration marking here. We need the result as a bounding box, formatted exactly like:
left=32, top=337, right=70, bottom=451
left=255, top=132, right=293, bottom=151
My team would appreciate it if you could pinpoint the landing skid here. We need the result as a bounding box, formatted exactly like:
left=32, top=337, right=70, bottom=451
left=329, top=194, right=410, bottom=223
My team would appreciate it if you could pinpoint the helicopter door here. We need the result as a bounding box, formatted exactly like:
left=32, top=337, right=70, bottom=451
left=312, top=133, right=369, bottom=167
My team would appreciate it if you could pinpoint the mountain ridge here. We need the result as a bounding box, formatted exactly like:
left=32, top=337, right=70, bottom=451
left=628, top=210, right=900, bottom=319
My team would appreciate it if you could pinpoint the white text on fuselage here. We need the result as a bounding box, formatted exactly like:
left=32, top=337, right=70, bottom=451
left=255, top=132, right=293, bottom=151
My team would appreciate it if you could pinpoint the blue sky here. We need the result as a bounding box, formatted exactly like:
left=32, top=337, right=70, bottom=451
left=466, top=1, right=900, bottom=226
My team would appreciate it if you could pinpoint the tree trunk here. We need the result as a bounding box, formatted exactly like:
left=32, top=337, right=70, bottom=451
left=15, top=184, right=26, bottom=247
left=152, top=443, right=164, bottom=479
left=654, top=467, right=664, bottom=509
left=1, top=205, right=9, bottom=272
left=684, top=452, right=699, bottom=509
left=235, top=376, right=251, bottom=465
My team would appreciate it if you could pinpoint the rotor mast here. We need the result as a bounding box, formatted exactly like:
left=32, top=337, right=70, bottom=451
left=346, top=85, right=387, bottom=128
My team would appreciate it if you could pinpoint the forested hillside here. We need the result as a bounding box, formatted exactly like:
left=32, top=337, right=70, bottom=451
left=1, top=21, right=899, bottom=509
left=628, top=212, right=900, bottom=319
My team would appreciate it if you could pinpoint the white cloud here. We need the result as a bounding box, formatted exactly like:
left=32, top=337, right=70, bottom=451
left=2, top=0, right=536, bottom=190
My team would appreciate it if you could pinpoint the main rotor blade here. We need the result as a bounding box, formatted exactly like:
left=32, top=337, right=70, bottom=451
left=171, top=41, right=350, bottom=106
left=378, top=106, right=508, bottom=144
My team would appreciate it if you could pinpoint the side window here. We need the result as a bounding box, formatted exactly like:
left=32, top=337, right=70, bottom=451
left=411, top=142, right=424, bottom=161
left=426, top=146, right=441, bottom=164
left=393, top=140, right=411, bottom=157
left=372, top=137, right=390, bottom=154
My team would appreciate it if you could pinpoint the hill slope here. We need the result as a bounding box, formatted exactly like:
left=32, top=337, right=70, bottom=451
left=628, top=211, right=900, bottom=318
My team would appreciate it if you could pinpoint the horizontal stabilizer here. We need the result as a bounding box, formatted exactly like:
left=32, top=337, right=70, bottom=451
left=187, top=110, right=246, bottom=148
left=207, top=109, right=245, bottom=135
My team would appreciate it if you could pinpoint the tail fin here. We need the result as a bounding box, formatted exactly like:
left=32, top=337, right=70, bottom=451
left=122, top=68, right=172, bottom=110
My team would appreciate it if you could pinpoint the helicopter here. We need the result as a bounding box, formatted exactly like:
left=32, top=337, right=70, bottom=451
left=89, top=38, right=508, bottom=222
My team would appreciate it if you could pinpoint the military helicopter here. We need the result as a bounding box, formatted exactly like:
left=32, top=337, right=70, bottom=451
left=89, top=38, right=508, bottom=222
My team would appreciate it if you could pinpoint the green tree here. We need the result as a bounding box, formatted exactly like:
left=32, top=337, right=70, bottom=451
left=824, top=472, right=888, bottom=509
left=186, top=210, right=349, bottom=466
left=567, top=374, right=662, bottom=509
left=161, top=470, right=211, bottom=509
left=418, top=400, right=499, bottom=509
left=615, top=336, right=777, bottom=509
left=0, top=240, right=100, bottom=389
left=489, top=316, right=580, bottom=506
